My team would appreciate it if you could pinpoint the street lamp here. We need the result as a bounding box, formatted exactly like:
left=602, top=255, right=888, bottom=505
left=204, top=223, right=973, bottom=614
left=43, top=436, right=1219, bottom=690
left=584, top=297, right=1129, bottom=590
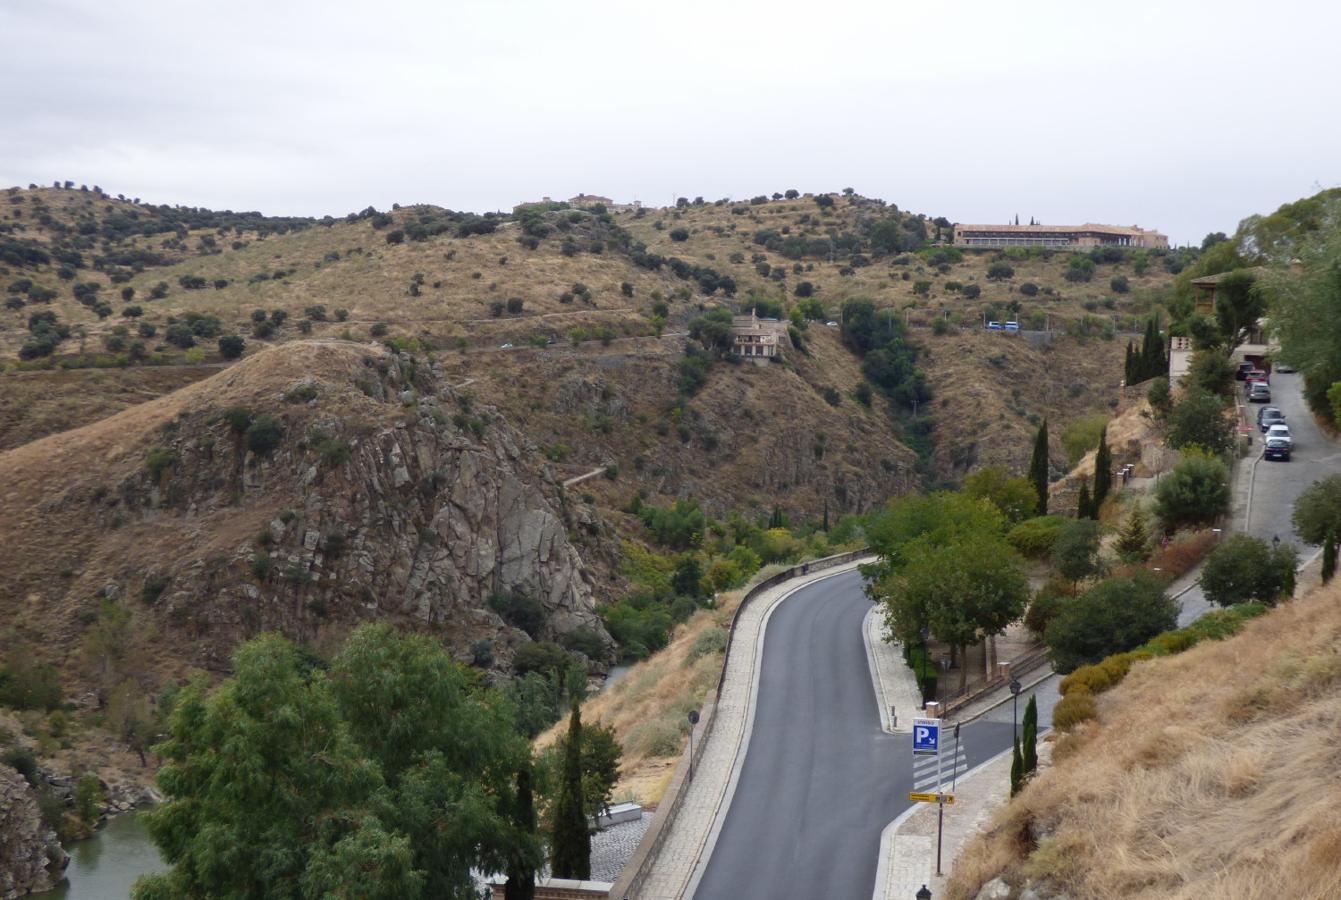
left=1009, top=677, right=1022, bottom=742
left=919, top=627, right=931, bottom=709
left=686, top=710, right=700, bottom=782
left=917, top=885, right=932, bottom=900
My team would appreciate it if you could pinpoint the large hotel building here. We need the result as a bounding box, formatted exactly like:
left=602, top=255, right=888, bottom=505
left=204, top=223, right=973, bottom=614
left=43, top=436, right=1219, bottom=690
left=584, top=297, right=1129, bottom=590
left=953, top=223, right=1169, bottom=250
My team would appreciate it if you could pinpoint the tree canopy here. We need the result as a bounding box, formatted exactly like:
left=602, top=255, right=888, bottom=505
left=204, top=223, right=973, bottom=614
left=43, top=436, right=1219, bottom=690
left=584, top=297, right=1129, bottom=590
left=135, top=625, right=536, bottom=900
left=1045, top=573, right=1178, bottom=673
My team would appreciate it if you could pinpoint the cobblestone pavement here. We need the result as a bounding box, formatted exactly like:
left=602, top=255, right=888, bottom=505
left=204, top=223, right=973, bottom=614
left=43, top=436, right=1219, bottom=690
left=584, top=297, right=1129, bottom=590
left=590, top=812, right=653, bottom=882
left=634, top=560, right=871, bottom=900
left=863, top=603, right=925, bottom=734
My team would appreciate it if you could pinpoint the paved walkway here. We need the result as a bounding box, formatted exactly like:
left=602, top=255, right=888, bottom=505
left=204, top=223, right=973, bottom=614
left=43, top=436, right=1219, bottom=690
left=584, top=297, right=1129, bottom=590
left=635, top=559, right=871, bottom=900
left=879, top=738, right=1054, bottom=899
left=863, top=604, right=926, bottom=734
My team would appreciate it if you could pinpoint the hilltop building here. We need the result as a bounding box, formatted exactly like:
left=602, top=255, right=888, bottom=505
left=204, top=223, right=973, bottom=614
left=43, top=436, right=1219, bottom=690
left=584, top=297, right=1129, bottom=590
left=731, top=309, right=787, bottom=359
left=953, top=223, right=1169, bottom=250
left=567, top=193, right=613, bottom=208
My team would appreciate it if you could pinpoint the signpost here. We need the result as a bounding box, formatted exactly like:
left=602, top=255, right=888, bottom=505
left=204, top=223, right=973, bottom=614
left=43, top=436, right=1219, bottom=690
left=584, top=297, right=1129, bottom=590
left=911, top=716, right=948, bottom=876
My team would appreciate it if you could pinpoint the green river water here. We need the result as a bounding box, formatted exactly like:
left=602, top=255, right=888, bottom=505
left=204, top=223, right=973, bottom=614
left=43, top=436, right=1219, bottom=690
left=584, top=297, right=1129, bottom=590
left=45, top=811, right=166, bottom=899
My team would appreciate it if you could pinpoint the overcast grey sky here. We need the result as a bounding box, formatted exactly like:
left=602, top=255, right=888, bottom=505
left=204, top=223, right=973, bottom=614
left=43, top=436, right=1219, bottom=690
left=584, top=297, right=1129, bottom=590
left=3, top=0, right=1338, bottom=245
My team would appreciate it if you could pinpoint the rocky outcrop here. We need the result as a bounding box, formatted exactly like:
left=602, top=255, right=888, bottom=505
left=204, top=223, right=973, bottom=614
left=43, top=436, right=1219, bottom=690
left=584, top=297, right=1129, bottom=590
left=61, top=346, right=614, bottom=674
left=0, top=766, right=68, bottom=898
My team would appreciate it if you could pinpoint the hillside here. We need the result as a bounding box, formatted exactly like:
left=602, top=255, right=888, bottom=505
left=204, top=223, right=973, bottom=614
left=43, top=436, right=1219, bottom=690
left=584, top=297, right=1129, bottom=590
left=2, top=185, right=1183, bottom=492
left=0, top=340, right=613, bottom=691
left=949, top=577, right=1341, bottom=899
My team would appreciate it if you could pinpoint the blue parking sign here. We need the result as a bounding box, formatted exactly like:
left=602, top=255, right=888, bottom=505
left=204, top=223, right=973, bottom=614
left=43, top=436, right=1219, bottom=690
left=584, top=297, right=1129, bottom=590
left=912, top=717, right=940, bottom=756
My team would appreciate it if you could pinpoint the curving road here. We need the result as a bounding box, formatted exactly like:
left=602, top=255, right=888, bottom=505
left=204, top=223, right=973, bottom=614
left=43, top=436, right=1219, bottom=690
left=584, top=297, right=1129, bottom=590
left=691, top=375, right=1337, bottom=900
left=692, top=570, right=1016, bottom=900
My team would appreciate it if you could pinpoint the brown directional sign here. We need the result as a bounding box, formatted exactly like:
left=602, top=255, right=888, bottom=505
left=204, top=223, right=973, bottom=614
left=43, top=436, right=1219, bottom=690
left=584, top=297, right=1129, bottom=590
left=908, top=792, right=954, bottom=804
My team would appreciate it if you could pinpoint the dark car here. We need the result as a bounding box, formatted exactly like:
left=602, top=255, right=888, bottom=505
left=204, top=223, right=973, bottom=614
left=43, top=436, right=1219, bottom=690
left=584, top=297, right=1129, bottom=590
left=1264, top=437, right=1291, bottom=461
left=1257, top=407, right=1286, bottom=432
left=1236, top=361, right=1256, bottom=381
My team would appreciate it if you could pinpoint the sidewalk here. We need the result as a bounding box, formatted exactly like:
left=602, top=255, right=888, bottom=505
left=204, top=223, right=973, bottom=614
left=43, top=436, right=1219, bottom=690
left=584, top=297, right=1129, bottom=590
left=633, top=559, right=870, bottom=900
left=878, top=739, right=1054, bottom=899
left=863, top=604, right=924, bottom=733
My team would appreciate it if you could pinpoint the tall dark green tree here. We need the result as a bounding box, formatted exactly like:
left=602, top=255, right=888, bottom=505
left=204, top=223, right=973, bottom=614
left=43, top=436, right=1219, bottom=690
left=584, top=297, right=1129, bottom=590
left=1010, top=736, right=1024, bottom=797
left=1021, top=696, right=1038, bottom=775
left=1123, top=342, right=1135, bottom=385
left=1076, top=478, right=1093, bottom=521
left=1092, top=427, right=1112, bottom=513
left=505, top=768, right=537, bottom=900
left=1323, top=530, right=1337, bottom=585
left=1030, top=420, right=1050, bottom=516
left=549, top=704, right=590, bottom=880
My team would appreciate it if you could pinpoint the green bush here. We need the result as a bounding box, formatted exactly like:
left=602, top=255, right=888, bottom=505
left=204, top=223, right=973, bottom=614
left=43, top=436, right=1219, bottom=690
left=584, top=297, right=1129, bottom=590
left=1061, top=414, right=1110, bottom=467
left=490, top=591, right=546, bottom=638
left=1045, top=572, right=1177, bottom=673
left=145, top=447, right=177, bottom=483
left=1198, top=533, right=1297, bottom=606
left=1023, top=590, right=1067, bottom=638
left=1154, top=449, right=1231, bottom=529
left=246, top=415, right=283, bottom=455
left=75, top=774, right=104, bottom=825
left=687, top=627, right=728, bottom=663
left=1166, top=388, right=1232, bottom=455
left=1052, top=690, right=1097, bottom=729
left=0, top=660, right=63, bottom=711
left=559, top=627, right=608, bottom=661
left=511, top=641, right=571, bottom=678
left=1007, top=516, right=1067, bottom=559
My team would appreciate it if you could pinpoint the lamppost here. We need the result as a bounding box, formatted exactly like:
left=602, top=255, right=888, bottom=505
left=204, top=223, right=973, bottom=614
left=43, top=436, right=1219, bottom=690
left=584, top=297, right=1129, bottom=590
left=917, top=885, right=932, bottom=900
left=1009, top=677, right=1022, bottom=742
left=919, top=627, right=930, bottom=709
left=687, top=710, right=700, bottom=782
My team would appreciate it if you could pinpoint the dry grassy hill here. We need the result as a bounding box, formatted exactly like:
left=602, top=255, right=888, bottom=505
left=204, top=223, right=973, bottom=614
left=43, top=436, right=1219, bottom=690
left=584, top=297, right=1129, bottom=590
left=2, top=185, right=1181, bottom=492
left=950, top=576, right=1341, bottom=900
left=0, top=341, right=614, bottom=693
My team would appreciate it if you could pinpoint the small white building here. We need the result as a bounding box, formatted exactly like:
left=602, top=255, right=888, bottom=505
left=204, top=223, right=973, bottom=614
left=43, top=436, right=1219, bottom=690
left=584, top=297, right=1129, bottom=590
left=731, top=309, right=787, bottom=359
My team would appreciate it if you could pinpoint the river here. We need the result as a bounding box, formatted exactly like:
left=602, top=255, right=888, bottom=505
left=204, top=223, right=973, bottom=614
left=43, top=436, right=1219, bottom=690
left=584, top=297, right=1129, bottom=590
left=46, top=811, right=166, bottom=899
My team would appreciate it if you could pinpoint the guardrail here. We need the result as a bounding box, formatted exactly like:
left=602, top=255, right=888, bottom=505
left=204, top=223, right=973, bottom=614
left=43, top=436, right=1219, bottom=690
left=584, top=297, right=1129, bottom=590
left=608, top=548, right=870, bottom=900
left=939, top=645, right=1052, bottom=719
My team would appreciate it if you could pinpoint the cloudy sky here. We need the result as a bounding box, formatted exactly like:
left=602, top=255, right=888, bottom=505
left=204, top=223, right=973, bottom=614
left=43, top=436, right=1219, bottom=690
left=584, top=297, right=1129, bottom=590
left=3, top=0, right=1338, bottom=245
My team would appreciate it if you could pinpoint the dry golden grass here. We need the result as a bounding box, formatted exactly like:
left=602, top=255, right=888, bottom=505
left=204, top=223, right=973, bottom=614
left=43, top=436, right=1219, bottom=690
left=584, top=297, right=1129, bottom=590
left=532, top=569, right=796, bottom=808
left=0, top=365, right=213, bottom=450
left=949, top=576, right=1341, bottom=900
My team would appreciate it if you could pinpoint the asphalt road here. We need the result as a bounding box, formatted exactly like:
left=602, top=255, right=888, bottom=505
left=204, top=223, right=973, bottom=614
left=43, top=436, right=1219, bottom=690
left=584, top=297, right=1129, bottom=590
left=693, top=570, right=1014, bottom=900
left=693, top=375, right=1337, bottom=900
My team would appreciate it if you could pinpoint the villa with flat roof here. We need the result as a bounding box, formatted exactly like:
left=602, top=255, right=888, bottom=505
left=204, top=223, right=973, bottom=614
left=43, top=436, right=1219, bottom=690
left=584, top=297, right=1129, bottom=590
left=953, top=223, right=1169, bottom=250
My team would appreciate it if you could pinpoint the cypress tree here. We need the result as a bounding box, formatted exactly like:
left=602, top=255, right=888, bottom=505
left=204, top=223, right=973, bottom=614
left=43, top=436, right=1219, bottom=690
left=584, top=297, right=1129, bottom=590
left=1077, top=478, right=1093, bottom=520
left=1010, top=735, right=1024, bottom=797
left=1124, top=341, right=1134, bottom=385
left=549, top=703, right=590, bottom=879
left=1093, top=426, right=1112, bottom=512
left=1323, top=530, right=1337, bottom=585
left=1030, top=419, right=1050, bottom=517
left=505, top=767, right=537, bottom=900
left=1022, top=696, right=1038, bottom=775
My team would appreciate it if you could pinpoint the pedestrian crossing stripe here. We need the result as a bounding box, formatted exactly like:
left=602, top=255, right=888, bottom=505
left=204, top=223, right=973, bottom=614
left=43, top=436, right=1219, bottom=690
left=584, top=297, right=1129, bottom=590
left=912, top=751, right=967, bottom=773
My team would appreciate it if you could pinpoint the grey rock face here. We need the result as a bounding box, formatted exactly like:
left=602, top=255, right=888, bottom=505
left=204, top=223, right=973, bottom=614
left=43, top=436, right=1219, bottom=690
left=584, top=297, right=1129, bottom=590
left=127, top=351, right=612, bottom=671
left=0, top=766, right=69, bottom=897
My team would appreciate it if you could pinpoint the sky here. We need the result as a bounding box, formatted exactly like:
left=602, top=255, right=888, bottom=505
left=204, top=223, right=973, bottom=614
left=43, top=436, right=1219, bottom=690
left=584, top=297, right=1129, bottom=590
left=3, top=0, right=1339, bottom=246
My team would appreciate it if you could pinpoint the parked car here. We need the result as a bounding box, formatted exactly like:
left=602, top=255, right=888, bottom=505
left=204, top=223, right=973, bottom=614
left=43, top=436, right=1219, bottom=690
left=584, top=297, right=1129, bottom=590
left=1244, top=370, right=1269, bottom=385
left=1257, top=407, right=1286, bottom=432
left=1275, top=362, right=1296, bottom=373
left=987, top=321, right=1003, bottom=330
left=1265, top=423, right=1292, bottom=446
left=1264, top=436, right=1291, bottom=461
left=1248, top=381, right=1272, bottom=402
left=1236, top=361, right=1256, bottom=381
left=1004, top=321, right=1020, bottom=332
left=499, top=342, right=514, bottom=349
